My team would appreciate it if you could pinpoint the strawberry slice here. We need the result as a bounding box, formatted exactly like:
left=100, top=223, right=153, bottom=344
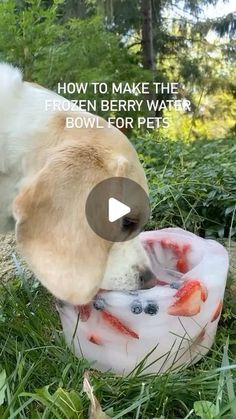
left=183, top=243, right=191, bottom=254
left=101, top=310, right=139, bottom=339
left=211, top=300, right=223, bottom=322
left=159, top=238, right=191, bottom=273
left=168, top=280, right=202, bottom=316
left=155, top=278, right=169, bottom=286
left=195, top=328, right=206, bottom=344
left=176, top=257, right=188, bottom=273
left=88, top=334, right=103, bottom=345
left=75, top=304, right=92, bottom=322
left=201, top=284, right=208, bottom=302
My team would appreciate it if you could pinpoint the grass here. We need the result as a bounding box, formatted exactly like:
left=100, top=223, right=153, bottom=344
left=133, top=137, right=236, bottom=239
left=0, top=274, right=236, bottom=418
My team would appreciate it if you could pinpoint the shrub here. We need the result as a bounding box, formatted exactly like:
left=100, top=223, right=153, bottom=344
left=133, top=135, right=236, bottom=238
left=0, top=0, right=150, bottom=124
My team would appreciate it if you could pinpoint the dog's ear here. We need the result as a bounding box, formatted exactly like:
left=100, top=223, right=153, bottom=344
left=13, top=143, right=110, bottom=304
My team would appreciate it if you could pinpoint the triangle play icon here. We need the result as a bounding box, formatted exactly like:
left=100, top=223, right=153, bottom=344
left=108, top=197, right=131, bottom=223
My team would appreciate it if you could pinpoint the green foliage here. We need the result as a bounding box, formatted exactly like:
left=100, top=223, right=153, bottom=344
left=0, top=0, right=235, bottom=139
left=86, top=0, right=142, bottom=33
left=213, top=12, right=236, bottom=38
left=161, top=87, right=236, bottom=141
left=45, top=14, right=151, bottom=124
left=158, top=21, right=236, bottom=140
left=0, top=370, right=6, bottom=406
left=0, top=0, right=146, bottom=88
left=0, top=0, right=150, bottom=124
left=133, top=136, right=236, bottom=238
left=20, top=386, right=84, bottom=418
left=0, top=0, right=64, bottom=80
left=194, top=400, right=217, bottom=418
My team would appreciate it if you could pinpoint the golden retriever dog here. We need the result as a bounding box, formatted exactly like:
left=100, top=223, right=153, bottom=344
left=0, top=63, right=153, bottom=305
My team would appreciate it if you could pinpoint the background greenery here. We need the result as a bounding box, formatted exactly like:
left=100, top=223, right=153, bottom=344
left=0, top=0, right=235, bottom=138
left=0, top=0, right=235, bottom=417
left=135, top=136, right=236, bottom=239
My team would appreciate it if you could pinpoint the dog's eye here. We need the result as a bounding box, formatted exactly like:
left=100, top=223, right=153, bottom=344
left=122, top=217, right=138, bottom=232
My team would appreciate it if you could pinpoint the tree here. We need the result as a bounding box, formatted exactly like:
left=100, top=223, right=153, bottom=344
left=141, top=0, right=154, bottom=71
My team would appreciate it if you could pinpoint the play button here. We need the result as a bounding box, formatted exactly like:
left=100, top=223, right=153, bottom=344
left=85, top=177, right=150, bottom=242
left=108, top=198, right=130, bottom=222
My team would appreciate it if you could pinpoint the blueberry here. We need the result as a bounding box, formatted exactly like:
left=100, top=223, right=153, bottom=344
left=144, top=301, right=159, bottom=315
left=130, top=299, right=143, bottom=314
left=93, top=297, right=106, bottom=310
left=170, top=281, right=181, bottom=289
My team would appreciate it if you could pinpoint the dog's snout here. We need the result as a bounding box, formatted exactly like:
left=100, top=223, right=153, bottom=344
left=139, top=268, right=155, bottom=289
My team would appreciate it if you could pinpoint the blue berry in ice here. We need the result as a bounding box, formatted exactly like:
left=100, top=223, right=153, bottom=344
left=130, top=299, right=143, bottom=314
left=93, top=297, right=106, bottom=310
left=144, top=301, right=159, bottom=315
left=170, top=281, right=181, bottom=289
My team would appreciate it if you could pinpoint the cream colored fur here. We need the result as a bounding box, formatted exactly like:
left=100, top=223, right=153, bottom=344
left=0, top=63, right=151, bottom=304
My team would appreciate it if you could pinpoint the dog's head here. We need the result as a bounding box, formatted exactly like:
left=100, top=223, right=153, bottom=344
left=13, top=113, right=153, bottom=304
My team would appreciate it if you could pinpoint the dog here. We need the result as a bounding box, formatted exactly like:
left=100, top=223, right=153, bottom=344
left=0, top=63, right=153, bottom=305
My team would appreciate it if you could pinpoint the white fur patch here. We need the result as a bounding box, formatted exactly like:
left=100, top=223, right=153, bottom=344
left=102, top=236, right=151, bottom=290
left=0, top=63, right=22, bottom=113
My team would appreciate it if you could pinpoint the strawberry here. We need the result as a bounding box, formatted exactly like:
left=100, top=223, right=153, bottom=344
left=160, top=238, right=167, bottom=248
left=75, top=304, right=92, bottom=322
left=183, top=243, right=191, bottom=254
left=101, top=310, right=139, bottom=339
left=88, top=334, right=103, bottom=345
left=143, top=240, right=153, bottom=252
left=211, top=300, right=223, bottom=322
left=195, top=328, right=206, bottom=344
left=168, top=280, right=202, bottom=316
left=171, top=243, right=183, bottom=257
left=159, top=238, right=191, bottom=273
left=176, top=257, right=188, bottom=273
left=201, top=284, right=208, bottom=302
left=190, top=328, right=206, bottom=351
left=153, top=278, right=169, bottom=286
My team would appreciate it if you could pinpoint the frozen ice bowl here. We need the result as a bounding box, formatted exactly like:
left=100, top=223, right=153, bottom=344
left=57, top=228, right=229, bottom=375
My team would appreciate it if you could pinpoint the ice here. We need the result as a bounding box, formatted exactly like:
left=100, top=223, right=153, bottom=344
left=57, top=228, right=229, bottom=375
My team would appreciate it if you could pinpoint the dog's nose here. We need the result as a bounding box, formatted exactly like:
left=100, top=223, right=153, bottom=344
left=139, top=268, right=155, bottom=289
